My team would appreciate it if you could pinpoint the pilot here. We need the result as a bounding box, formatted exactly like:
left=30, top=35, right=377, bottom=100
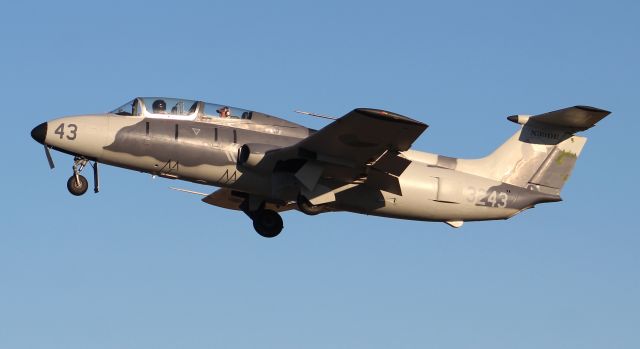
left=132, top=99, right=139, bottom=115
left=152, top=99, right=167, bottom=114
left=217, top=106, right=230, bottom=118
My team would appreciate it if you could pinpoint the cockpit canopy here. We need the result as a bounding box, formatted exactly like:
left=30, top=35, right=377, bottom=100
left=110, top=97, right=253, bottom=120
left=108, top=97, right=309, bottom=137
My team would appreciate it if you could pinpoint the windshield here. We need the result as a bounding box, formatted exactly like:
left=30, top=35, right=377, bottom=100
left=110, top=99, right=141, bottom=116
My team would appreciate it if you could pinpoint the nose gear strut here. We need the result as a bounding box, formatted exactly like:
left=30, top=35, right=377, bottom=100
left=66, top=157, right=100, bottom=196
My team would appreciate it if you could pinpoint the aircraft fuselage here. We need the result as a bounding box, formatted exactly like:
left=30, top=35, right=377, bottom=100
left=32, top=98, right=605, bottom=237
left=35, top=114, right=552, bottom=224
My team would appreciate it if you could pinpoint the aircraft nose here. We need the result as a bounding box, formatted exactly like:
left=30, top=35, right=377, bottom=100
left=31, top=122, right=47, bottom=144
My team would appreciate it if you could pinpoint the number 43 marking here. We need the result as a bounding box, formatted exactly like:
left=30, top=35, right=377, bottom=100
left=54, top=123, right=78, bottom=140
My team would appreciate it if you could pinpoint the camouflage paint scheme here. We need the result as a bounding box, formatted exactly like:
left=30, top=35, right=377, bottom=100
left=31, top=97, right=610, bottom=234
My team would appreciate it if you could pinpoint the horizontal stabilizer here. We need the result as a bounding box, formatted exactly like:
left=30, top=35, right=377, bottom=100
left=508, top=105, right=610, bottom=132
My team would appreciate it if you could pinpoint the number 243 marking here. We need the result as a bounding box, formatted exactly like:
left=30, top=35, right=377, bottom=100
left=54, top=123, right=78, bottom=140
left=464, top=187, right=508, bottom=208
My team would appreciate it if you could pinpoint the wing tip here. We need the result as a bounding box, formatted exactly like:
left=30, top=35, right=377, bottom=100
left=574, top=105, right=611, bottom=116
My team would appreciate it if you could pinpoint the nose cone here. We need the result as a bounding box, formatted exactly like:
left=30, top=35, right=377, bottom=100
left=31, top=122, right=47, bottom=144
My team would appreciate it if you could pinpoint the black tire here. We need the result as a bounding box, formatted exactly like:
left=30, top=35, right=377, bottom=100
left=67, top=175, right=88, bottom=196
left=252, top=209, right=284, bottom=238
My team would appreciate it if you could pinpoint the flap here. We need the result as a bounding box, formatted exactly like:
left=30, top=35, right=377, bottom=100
left=371, top=150, right=412, bottom=176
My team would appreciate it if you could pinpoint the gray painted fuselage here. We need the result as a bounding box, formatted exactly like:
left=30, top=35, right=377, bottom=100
left=38, top=111, right=557, bottom=224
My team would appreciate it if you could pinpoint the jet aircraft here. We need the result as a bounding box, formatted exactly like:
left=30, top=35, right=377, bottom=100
left=30, top=97, right=610, bottom=237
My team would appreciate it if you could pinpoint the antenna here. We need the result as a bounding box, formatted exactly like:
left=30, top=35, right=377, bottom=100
left=294, top=110, right=338, bottom=120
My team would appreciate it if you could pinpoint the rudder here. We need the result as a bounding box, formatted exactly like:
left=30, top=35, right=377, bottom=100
left=526, top=135, right=587, bottom=195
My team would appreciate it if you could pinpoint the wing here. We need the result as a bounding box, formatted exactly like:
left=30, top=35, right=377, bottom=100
left=170, top=187, right=295, bottom=212
left=253, top=108, right=428, bottom=198
left=298, top=108, right=428, bottom=165
left=202, top=188, right=295, bottom=212
left=201, top=188, right=244, bottom=210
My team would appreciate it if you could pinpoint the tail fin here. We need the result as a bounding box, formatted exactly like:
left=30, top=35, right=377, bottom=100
left=458, top=106, right=611, bottom=195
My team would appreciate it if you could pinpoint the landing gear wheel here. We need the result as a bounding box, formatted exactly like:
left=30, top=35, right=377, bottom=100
left=252, top=209, right=284, bottom=238
left=67, top=175, right=88, bottom=196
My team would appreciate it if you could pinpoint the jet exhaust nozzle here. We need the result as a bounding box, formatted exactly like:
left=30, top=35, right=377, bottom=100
left=237, top=143, right=280, bottom=169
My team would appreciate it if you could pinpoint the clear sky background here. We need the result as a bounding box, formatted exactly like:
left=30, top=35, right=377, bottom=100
left=1, top=0, right=638, bottom=348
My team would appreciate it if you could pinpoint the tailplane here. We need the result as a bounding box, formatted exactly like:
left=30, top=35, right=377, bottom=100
left=458, top=106, right=611, bottom=195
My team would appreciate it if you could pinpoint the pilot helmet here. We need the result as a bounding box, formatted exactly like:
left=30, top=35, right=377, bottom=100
left=152, top=99, right=166, bottom=113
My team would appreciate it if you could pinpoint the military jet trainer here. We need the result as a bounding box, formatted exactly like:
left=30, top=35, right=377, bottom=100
left=30, top=97, right=610, bottom=237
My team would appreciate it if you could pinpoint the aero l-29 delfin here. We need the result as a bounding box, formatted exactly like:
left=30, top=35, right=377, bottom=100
left=30, top=98, right=610, bottom=237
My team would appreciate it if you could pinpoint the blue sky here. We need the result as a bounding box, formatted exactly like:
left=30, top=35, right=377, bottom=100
left=1, top=0, right=639, bottom=348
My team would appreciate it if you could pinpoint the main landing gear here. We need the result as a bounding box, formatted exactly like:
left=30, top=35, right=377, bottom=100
left=241, top=199, right=284, bottom=238
left=251, top=209, right=284, bottom=238
left=66, top=157, right=99, bottom=196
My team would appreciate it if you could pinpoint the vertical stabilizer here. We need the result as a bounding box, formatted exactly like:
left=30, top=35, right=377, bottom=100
left=456, top=106, right=610, bottom=195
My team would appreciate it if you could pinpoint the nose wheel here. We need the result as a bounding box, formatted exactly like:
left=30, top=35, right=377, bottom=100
left=67, top=174, right=88, bottom=196
left=66, top=157, right=99, bottom=196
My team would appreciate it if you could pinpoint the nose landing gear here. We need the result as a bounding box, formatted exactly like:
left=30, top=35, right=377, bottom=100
left=66, top=157, right=99, bottom=196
